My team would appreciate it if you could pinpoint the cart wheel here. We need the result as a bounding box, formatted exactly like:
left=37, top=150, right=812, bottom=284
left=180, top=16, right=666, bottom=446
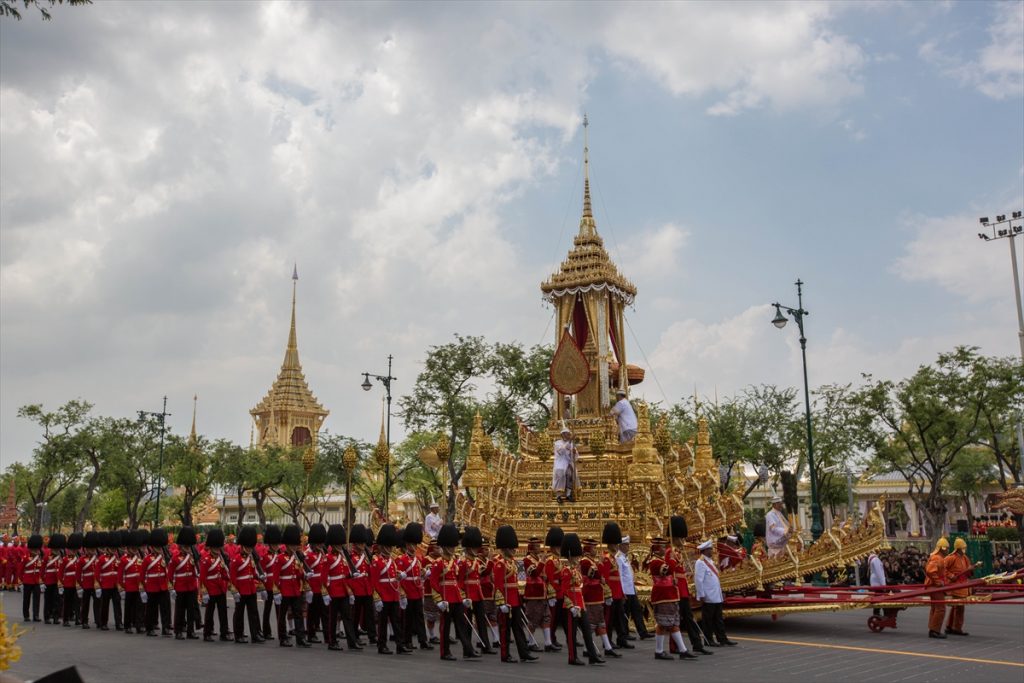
left=868, top=616, right=884, bottom=633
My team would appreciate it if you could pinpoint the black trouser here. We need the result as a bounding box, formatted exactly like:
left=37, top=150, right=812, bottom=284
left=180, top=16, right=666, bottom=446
left=550, top=602, right=569, bottom=645
left=61, top=588, right=78, bottom=624
left=22, top=584, right=41, bottom=620
left=80, top=588, right=99, bottom=626
left=44, top=583, right=61, bottom=622
left=679, top=598, right=704, bottom=649
left=377, top=601, right=402, bottom=652
left=438, top=602, right=474, bottom=658
left=174, top=590, right=199, bottom=634
left=609, top=597, right=630, bottom=646
left=353, top=594, right=376, bottom=641
left=470, top=600, right=493, bottom=651
left=700, top=602, right=728, bottom=644
left=565, top=608, right=600, bottom=663
left=278, top=595, right=307, bottom=644
left=261, top=592, right=274, bottom=639
left=403, top=597, right=428, bottom=647
left=100, top=587, right=122, bottom=629
left=233, top=593, right=261, bottom=640
left=204, top=594, right=229, bottom=638
left=124, top=591, right=143, bottom=632
left=145, top=590, right=171, bottom=632
left=326, top=597, right=359, bottom=648
left=307, top=593, right=327, bottom=640
left=625, top=593, right=650, bottom=637
left=498, top=606, right=529, bottom=660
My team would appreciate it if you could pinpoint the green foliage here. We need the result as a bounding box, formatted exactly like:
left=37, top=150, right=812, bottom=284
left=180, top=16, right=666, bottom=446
left=92, top=489, right=127, bottom=530
left=0, top=0, right=90, bottom=21
left=986, top=526, right=1018, bottom=542
left=166, top=433, right=216, bottom=526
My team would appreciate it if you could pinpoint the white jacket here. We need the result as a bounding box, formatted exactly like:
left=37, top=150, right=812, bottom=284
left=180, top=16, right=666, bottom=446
left=694, top=555, right=723, bottom=604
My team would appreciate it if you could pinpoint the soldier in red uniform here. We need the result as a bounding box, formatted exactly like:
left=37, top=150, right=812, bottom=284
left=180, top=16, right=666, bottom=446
left=259, top=524, right=280, bottom=641
left=200, top=528, right=231, bottom=642
left=78, top=531, right=100, bottom=629
left=169, top=527, right=200, bottom=640
left=493, top=524, right=537, bottom=664
left=97, top=531, right=124, bottom=631
left=275, top=524, right=311, bottom=648
left=559, top=533, right=604, bottom=666
left=143, top=528, right=172, bottom=637
left=480, top=537, right=500, bottom=649
left=43, top=533, right=65, bottom=625
left=397, top=522, right=431, bottom=651
left=648, top=536, right=695, bottom=661
left=60, top=532, right=82, bottom=626
left=229, top=525, right=264, bottom=644
left=304, top=523, right=328, bottom=644
left=9, top=538, right=25, bottom=592
left=348, top=524, right=375, bottom=645
left=544, top=526, right=567, bottom=650
left=522, top=535, right=553, bottom=651
left=22, top=534, right=44, bottom=622
left=430, top=523, right=478, bottom=661
left=462, top=526, right=496, bottom=655
left=668, top=515, right=711, bottom=655
left=581, top=537, right=619, bottom=658
left=422, top=540, right=442, bottom=645
left=371, top=524, right=410, bottom=655
left=121, top=530, right=146, bottom=634
left=322, top=524, right=360, bottom=651
left=0, top=537, right=8, bottom=591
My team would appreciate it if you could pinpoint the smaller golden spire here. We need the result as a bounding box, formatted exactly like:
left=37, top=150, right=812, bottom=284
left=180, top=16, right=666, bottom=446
left=189, top=394, right=198, bottom=446
left=582, top=113, right=593, bottom=222
left=373, top=396, right=390, bottom=467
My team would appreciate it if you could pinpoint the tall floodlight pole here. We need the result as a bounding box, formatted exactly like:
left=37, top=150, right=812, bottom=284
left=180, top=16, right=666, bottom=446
left=361, top=355, right=396, bottom=514
left=139, top=396, right=171, bottom=527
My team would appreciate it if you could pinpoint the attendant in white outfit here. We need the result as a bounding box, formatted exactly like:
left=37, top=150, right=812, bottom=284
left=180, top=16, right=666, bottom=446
left=616, top=537, right=651, bottom=639
left=551, top=427, right=579, bottom=502
left=765, top=497, right=791, bottom=557
left=424, top=503, right=443, bottom=540
left=868, top=552, right=887, bottom=616
left=694, top=540, right=735, bottom=647
left=610, top=390, right=638, bottom=443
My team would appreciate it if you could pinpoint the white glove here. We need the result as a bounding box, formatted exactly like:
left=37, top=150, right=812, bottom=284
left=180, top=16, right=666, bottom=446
left=547, top=598, right=556, bottom=607
left=399, top=597, right=408, bottom=609
left=499, top=604, right=510, bottom=614
left=604, top=598, right=612, bottom=606
left=233, top=592, right=241, bottom=604
left=305, top=571, right=316, bottom=579
left=140, top=591, right=148, bottom=604
left=323, top=595, right=331, bottom=606
left=119, top=590, right=125, bottom=601
left=258, top=590, right=267, bottom=602
left=437, top=600, right=448, bottom=612
left=398, top=571, right=407, bottom=580
left=305, top=591, right=314, bottom=604
left=462, top=598, right=472, bottom=608
left=374, top=600, right=383, bottom=613
left=170, top=589, right=176, bottom=600
left=424, top=568, right=432, bottom=578
left=202, top=594, right=210, bottom=605
left=348, top=595, right=355, bottom=605
left=570, top=606, right=580, bottom=618
left=76, top=588, right=83, bottom=599
left=58, top=586, right=64, bottom=595
left=273, top=593, right=282, bottom=606
left=95, top=588, right=102, bottom=598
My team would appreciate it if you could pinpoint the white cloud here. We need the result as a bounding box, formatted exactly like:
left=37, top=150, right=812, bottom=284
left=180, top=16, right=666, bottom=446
left=621, top=222, right=691, bottom=279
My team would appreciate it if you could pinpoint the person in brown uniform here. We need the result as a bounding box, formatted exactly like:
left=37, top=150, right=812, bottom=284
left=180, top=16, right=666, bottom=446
left=943, top=537, right=980, bottom=636
left=924, top=537, right=949, bottom=639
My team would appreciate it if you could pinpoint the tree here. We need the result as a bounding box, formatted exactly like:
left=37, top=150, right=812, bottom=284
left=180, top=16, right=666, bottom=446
left=852, top=347, right=986, bottom=542
left=209, top=440, right=252, bottom=533
left=968, top=354, right=1024, bottom=490
left=947, top=449, right=997, bottom=529
left=246, top=445, right=286, bottom=527
left=483, top=342, right=553, bottom=449
left=100, top=416, right=162, bottom=529
left=269, top=446, right=330, bottom=526
left=810, top=383, right=863, bottom=519
left=166, top=434, right=215, bottom=527
left=1, top=0, right=90, bottom=21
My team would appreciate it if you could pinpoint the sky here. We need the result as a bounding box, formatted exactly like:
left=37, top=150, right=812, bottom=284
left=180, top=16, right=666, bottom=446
left=1, top=0, right=1022, bottom=467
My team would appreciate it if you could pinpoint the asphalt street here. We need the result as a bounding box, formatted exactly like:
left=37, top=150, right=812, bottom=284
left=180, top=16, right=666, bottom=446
left=5, top=593, right=1023, bottom=683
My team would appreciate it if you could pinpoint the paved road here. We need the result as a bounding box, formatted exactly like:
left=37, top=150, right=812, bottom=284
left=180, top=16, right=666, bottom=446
left=5, top=593, right=1023, bottom=682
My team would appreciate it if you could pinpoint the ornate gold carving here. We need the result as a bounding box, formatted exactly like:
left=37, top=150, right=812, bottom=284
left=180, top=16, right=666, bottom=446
left=550, top=329, right=590, bottom=395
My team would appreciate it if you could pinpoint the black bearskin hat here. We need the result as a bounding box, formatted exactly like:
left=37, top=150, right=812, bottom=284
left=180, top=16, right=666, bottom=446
left=83, top=531, right=99, bottom=550
left=350, top=524, right=368, bottom=545
left=754, top=521, right=766, bottom=539
left=308, top=523, right=327, bottom=545
left=28, top=534, right=44, bottom=550
left=462, top=526, right=483, bottom=549
left=282, top=524, right=302, bottom=547
left=48, top=533, right=67, bottom=551
left=149, top=528, right=169, bottom=548
left=560, top=532, right=583, bottom=559
left=237, top=525, right=258, bottom=548
left=437, top=523, right=460, bottom=548
left=403, top=523, right=423, bottom=545
left=264, top=524, right=282, bottom=545
left=117, top=530, right=129, bottom=547
left=669, top=515, right=688, bottom=540
left=376, top=524, right=399, bottom=548
left=326, top=524, right=347, bottom=546
left=135, top=529, right=152, bottom=547
left=205, top=528, right=225, bottom=549
left=67, top=532, right=83, bottom=550
left=495, top=525, right=518, bottom=550
left=544, top=526, right=564, bottom=549
left=97, top=531, right=110, bottom=548
left=363, top=526, right=376, bottom=546
left=176, top=526, right=197, bottom=546
left=602, top=522, right=623, bottom=545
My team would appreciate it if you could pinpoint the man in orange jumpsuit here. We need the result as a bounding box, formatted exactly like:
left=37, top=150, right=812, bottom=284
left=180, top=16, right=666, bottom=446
left=944, top=537, right=980, bottom=636
left=924, top=537, right=949, bottom=639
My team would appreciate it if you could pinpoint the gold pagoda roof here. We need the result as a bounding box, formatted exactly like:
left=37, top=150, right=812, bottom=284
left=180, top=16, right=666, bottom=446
left=251, top=270, right=328, bottom=419
left=540, top=119, right=636, bottom=305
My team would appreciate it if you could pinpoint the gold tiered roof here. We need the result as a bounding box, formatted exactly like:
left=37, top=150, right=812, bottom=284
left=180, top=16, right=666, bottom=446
left=540, top=117, right=636, bottom=305
left=251, top=268, right=327, bottom=421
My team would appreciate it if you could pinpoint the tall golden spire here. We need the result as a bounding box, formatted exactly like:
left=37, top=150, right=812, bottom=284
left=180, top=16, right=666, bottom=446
left=189, top=394, right=198, bottom=446
left=581, top=113, right=593, bottom=224
left=283, top=263, right=300, bottom=370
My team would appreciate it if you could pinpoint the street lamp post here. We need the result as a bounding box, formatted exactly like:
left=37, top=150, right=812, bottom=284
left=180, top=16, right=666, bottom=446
left=139, top=396, right=170, bottom=528
left=978, top=211, right=1024, bottom=478
left=771, top=279, right=824, bottom=541
left=361, top=355, right=396, bottom=515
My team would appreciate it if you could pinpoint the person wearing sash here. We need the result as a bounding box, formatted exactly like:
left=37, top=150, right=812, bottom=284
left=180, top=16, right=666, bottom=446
left=97, top=532, right=123, bottom=631
left=274, top=524, right=311, bottom=648
left=77, top=531, right=101, bottom=629
left=169, top=527, right=200, bottom=640
left=422, top=540, right=442, bottom=645
left=229, top=526, right=265, bottom=644
left=143, top=528, right=172, bottom=637
left=492, top=524, right=537, bottom=663
left=424, top=502, right=443, bottom=541
left=429, top=523, right=478, bottom=661
left=43, top=533, right=65, bottom=625
left=694, top=540, right=735, bottom=647
left=200, top=528, right=231, bottom=642
left=616, top=535, right=651, bottom=641
left=667, top=516, right=712, bottom=655
left=21, top=535, right=44, bottom=622
left=552, top=427, right=580, bottom=504
left=323, top=523, right=360, bottom=651
left=648, top=536, right=697, bottom=661
left=397, top=522, right=431, bottom=651
left=543, top=526, right=567, bottom=651
left=348, top=524, right=375, bottom=645
left=60, top=532, right=82, bottom=626
left=924, top=537, right=949, bottom=639
left=304, top=523, right=329, bottom=644
left=559, top=533, right=604, bottom=666
left=121, top=530, right=146, bottom=634
left=371, top=523, right=410, bottom=655
left=581, top=537, right=618, bottom=659
left=522, top=536, right=552, bottom=652
left=600, top=522, right=631, bottom=650
left=765, top=497, right=791, bottom=558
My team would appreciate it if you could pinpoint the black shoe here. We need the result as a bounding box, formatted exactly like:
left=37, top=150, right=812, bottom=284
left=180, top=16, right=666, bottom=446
left=349, top=642, right=364, bottom=650
left=680, top=651, right=698, bottom=660
left=464, top=651, right=482, bottom=659
left=378, top=647, right=394, bottom=655
left=545, top=644, right=562, bottom=652
left=655, top=652, right=674, bottom=660
left=605, top=649, right=622, bottom=658
left=63, top=622, right=72, bottom=628
left=329, top=643, right=344, bottom=651
left=397, top=646, right=413, bottom=655
left=429, top=636, right=441, bottom=644
left=296, top=640, right=312, bottom=648
left=162, top=629, right=172, bottom=637
left=618, top=641, right=635, bottom=649
left=625, top=634, right=637, bottom=640
left=522, top=654, right=539, bottom=661
left=146, top=631, right=159, bottom=637
left=569, top=658, right=586, bottom=666
left=114, top=623, right=122, bottom=630
left=203, top=635, right=215, bottom=642
left=175, top=633, right=185, bottom=640
left=441, top=653, right=457, bottom=661
left=99, top=625, right=110, bottom=631
left=280, top=639, right=294, bottom=647
left=235, top=636, right=249, bottom=644
left=81, top=624, right=90, bottom=630
left=419, top=643, right=434, bottom=650
left=187, top=633, right=200, bottom=640
left=502, top=656, right=519, bottom=663
left=308, top=635, right=322, bottom=643
left=588, top=657, right=605, bottom=666
left=707, top=642, right=722, bottom=647
left=695, top=647, right=714, bottom=655
left=253, top=636, right=266, bottom=643
left=945, top=629, right=969, bottom=636
left=722, top=639, right=738, bottom=646
left=219, top=635, right=232, bottom=642
left=928, top=631, right=947, bottom=639
left=638, top=634, right=654, bottom=640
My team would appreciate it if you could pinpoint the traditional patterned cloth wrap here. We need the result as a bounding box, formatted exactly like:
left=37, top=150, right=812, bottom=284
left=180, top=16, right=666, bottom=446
left=654, top=601, right=680, bottom=627
left=524, top=599, right=551, bottom=629
left=586, top=602, right=606, bottom=628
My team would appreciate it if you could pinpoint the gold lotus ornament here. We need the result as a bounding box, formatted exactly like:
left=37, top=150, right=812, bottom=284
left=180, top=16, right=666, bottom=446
left=436, top=434, right=451, bottom=465
left=302, top=446, right=315, bottom=475
left=419, top=444, right=440, bottom=468
left=342, top=445, right=359, bottom=473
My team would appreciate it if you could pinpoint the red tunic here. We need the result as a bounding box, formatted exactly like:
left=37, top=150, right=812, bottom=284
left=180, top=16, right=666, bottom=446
left=275, top=552, right=304, bottom=598
left=601, top=552, right=624, bottom=600
left=43, top=550, right=61, bottom=586
left=464, top=556, right=484, bottom=602
left=322, top=549, right=351, bottom=599
left=230, top=551, right=259, bottom=595
left=142, top=551, right=168, bottom=593
left=396, top=551, right=425, bottom=600
left=522, top=553, right=546, bottom=599
left=305, top=548, right=326, bottom=594
left=22, top=552, right=43, bottom=585
left=259, top=548, right=277, bottom=594
left=480, top=556, right=495, bottom=601
left=169, top=549, right=199, bottom=592
left=666, top=548, right=691, bottom=599
left=492, top=555, right=521, bottom=608
left=60, top=554, right=80, bottom=589
left=78, top=553, right=98, bottom=590
left=429, top=555, right=465, bottom=604
left=543, top=556, right=563, bottom=599
left=97, top=552, right=121, bottom=590
left=559, top=565, right=584, bottom=611
left=580, top=556, right=605, bottom=605
left=648, top=556, right=679, bottom=604
left=372, top=553, right=402, bottom=602
left=200, top=550, right=229, bottom=596
left=121, top=554, right=142, bottom=592
left=349, top=549, right=372, bottom=596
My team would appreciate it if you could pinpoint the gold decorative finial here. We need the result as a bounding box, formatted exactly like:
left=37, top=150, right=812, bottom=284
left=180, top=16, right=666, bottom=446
left=285, top=265, right=299, bottom=370
left=189, top=394, right=198, bottom=445
left=582, top=113, right=592, bottom=222
left=373, top=396, right=390, bottom=467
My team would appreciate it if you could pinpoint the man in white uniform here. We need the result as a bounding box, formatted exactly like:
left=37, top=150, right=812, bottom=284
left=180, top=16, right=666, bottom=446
left=610, top=390, right=638, bottom=443
left=424, top=502, right=443, bottom=540
left=551, top=426, right=579, bottom=503
left=616, top=536, right=651, bottom=640
left=867, top=551, right=886, bottom=616
left=765, top=496, right=791, bottom=557
left=694, top=540, right=736, bottom=647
